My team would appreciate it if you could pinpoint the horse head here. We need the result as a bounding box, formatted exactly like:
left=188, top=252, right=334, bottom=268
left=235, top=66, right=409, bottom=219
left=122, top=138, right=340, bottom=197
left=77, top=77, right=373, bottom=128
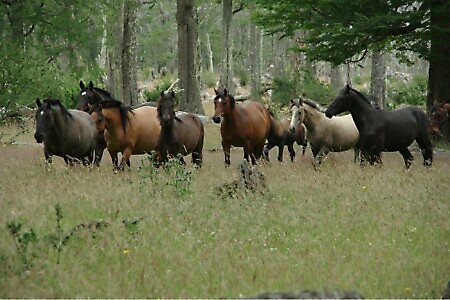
left=213, top=88, right=235, bottom=124
left=289, top=98, right=305, bottom=133
left=157, top=90, right=177, bottom=125
left=90, top=104, right=106, bottom=135
left=34, top=98, right=71, bottom=143
left=430, top=102, right=449, bottom=136
left=325, top=84, right=354, bottom=118
left=77, top=81, right=110, bottom=113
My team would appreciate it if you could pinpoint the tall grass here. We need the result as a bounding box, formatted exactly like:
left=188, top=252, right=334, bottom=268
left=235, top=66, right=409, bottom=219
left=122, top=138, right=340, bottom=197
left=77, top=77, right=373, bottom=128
left=0, top=120, right=449, bottom=298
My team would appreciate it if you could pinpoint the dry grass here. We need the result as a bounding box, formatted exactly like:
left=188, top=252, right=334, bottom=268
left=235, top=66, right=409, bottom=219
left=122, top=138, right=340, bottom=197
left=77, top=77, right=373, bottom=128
left=0, top=118, right=449, bottom=298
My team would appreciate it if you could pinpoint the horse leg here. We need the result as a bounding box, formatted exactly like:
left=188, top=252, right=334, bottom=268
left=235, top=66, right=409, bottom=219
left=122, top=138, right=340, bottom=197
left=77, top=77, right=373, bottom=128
left=262, top=143, right=272, bottom=162
left=399, top=148, right=414, bottom=169
left=415, top=136, right=433, bottom=166
left=119, top=148, right=133, bottom=171
left=287, top=143, right=296, bottom=162
left=109, top=151, right=119, bottom=171
left=277, top=143, right=285, bottom=162
left=94, top=134, right=106, bottom=167
left=315, top=147, right=329, bottom=165
left=222, top=143, right=231, bottom=166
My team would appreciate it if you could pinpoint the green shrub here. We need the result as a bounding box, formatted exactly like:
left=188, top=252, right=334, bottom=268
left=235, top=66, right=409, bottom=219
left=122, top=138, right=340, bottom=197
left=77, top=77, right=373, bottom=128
left=299, top=71, right=334, bottom=105
left=201, top=71, right=217, bottom=89
left=234, top=64, right=249, bottom=87
left=143, top=80, right=173, bottom=103
left=388, top=75, right=427, bottom=107
left=271, top=76, right=299, bottom=108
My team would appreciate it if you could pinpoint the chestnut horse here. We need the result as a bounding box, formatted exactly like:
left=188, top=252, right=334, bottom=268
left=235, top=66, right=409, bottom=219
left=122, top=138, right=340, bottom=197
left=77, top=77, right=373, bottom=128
left=156, top=91, right=204, bottom=166
left=34, top=99, right=97, bottom=165
left=430, top=101, right=450, bottom=141
left=212, top=88, right=272, bottom=165
left=290, top=98, right=359, bottom=166
left=90, top=99, right=160, bottom=171
left=264, top=113, right=307, bottom=162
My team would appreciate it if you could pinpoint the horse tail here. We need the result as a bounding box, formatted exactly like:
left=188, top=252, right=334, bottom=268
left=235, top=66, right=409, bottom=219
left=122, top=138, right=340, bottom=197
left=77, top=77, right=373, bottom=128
left=414, top=108, right=433, bottom=165
left=192, top=117, right=204, bottom=166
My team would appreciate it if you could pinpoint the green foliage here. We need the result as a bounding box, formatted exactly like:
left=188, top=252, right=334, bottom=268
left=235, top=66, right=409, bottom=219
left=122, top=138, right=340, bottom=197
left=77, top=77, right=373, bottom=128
left=234, top=64, right=249, bottom=87
left=387, top=75, right=427, bottom=107
left=201, top=71, right=217, bottom=88
left=6, top=221, right=38, bottom=270
left=271, top=72, right=333, bottom=107
left=143, top=80, right=173, bottom=103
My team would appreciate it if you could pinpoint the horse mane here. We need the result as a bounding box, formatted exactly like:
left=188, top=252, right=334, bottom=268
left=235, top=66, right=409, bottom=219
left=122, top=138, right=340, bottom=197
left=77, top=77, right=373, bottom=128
left=347, top=86, right=372, bottom=105
left=100, top=99, right=134, bottom=132
left=299, top=97, right=325, bottom=113
left=93, top=87, right=119, bottom=102
left=44, top=99, right=73, bottom=120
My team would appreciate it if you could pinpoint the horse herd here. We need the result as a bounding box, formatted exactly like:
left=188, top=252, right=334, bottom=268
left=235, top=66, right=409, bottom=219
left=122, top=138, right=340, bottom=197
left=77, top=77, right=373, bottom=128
left=34, top=81, right=436, bottom=170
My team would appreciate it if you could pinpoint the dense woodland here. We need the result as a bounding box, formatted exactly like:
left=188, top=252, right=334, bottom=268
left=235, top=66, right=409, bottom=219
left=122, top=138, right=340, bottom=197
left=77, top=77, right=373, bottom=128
left=1, top=0, right=449, bottom=116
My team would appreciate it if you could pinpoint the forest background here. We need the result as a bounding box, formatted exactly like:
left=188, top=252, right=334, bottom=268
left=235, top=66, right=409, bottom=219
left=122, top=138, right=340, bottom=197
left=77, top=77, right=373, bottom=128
left=1, top=0, right=449, bottom=119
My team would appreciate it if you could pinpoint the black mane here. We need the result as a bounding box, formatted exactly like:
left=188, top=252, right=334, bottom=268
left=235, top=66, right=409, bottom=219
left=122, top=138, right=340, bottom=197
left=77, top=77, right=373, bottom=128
left=100, top=99, right=134, bottom=133
left=299, top=97, right=325, bottom=112
left=44, top=99, right=73, bottom=120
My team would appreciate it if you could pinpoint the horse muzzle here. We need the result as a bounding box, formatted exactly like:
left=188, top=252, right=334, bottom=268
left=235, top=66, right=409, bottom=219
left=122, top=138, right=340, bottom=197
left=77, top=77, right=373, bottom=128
left=34, top=132, right=44, bottom=143
left=212, top=116, right=221, bottom=124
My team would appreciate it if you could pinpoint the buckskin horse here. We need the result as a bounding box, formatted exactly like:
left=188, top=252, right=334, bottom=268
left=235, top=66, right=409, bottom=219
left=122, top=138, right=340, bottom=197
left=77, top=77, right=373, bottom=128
left=325, top=85, right=432, bottom=168
left=212, top=88, right=272, bottom=166
left=156, top=91, right=204, bottom=166
left=34, top=99, right=97, bottom=165
left=289, top=98, right=359, bottom=166
left=90, top=99, right=160, bottom=171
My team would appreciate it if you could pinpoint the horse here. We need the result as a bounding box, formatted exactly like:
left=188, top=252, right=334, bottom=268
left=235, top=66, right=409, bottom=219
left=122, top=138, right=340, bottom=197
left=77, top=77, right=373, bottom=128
left=212, top=88, right=272, bottom=165
left=430, top=101, right=450, bottom=141
left=263, top=113, right=307, bottom=162
left=289, top=98, right=359, bottom=166
left=90, top=99, right=160, bottom=171
left=325, top=85, right=433, bottom=168
left=34, top=98, right=97, bottom=165
left=156, top=91, right=204, bottom=166
left=77, top=81, right=157, bottom=166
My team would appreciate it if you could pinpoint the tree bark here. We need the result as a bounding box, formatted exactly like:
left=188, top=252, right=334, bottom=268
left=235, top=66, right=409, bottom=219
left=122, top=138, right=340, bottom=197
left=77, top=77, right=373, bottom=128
left=369, top=50, right=386, bottom=109
left=121, top=0, right=138, bottom=106
left=218, top=0, right=235, bottom=94
left=176, top=0, right=204, bottom=114
left=427, top=0, right=450, bottom=114
left=250, top=24, right=261, bottom=101
left=330, top=65, right=344, bottom=94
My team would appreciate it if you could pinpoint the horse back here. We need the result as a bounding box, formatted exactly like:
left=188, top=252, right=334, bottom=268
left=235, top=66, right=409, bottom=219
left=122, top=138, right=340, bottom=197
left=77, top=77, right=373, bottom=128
left=175, top=113, right=204, bottom=154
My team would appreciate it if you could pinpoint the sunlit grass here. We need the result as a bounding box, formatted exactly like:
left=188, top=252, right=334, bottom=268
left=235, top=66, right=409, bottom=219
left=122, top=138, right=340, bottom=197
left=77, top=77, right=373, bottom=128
left=0, top=120, right=449, bottom=298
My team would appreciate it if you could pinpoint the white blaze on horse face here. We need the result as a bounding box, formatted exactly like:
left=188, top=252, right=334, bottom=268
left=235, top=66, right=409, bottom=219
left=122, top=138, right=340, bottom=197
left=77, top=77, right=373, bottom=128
left=81, top=91, right=87, bottom=96
left=290, top=106, right=300, bottom=130
left=40, top=111, right=44, bottom=116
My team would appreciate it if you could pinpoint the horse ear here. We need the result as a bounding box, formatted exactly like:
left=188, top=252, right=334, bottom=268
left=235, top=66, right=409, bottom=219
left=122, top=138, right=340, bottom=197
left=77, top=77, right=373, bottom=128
left=170, top=90, right=175, bottom=98
left=80, top=80, right=85, bottom=89
left=36, top=98, right=42, bottom=107
left=89, top=81, right=94, bottom=90
left=224, top=88, right=228, bottom=96
left=160, top=91, right=165, bottom=96
left=214, top=88, right=219, bottom=95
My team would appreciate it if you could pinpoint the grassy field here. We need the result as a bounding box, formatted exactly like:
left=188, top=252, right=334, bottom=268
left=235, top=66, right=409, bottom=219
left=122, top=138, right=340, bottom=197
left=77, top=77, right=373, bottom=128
left=0, top=115, right=449, bottom=298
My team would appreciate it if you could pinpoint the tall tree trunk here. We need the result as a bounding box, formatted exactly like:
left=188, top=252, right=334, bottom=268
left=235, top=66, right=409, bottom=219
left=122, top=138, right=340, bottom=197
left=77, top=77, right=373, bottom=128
left=106, top=0, right=123, bottom=100
left=218, top=0, right=235, bottom=94
left=121, top=0, right=138, bottom=106
left=250, top=24, right=261, bottom=101
left=369, top=50, right=386, bottom=109
left=427, top=0, right=450, bottom=114
left=272, top=33, right=286, bottom=78
left=330, top=65, right=344, bottom=93
left=206, top=32, right=214, bottom=73
left=176, top=0, right=204, bottom=114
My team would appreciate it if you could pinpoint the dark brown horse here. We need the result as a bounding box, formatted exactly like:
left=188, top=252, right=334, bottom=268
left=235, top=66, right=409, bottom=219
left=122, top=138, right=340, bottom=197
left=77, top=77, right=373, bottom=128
left=212, top=88, right=272, bottom=165
left=90, top=99, right=160, bottom=171
left=430, top=101, right=450, bottom=141
left=264, top=113, right=307, bottom=162
left=34, top=99, right=97, bottom=165
left=156, top=91, right=204, bottom=166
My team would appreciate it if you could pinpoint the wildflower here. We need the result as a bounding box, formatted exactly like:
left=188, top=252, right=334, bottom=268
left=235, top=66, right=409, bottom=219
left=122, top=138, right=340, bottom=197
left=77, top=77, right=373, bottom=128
left=123, top=248, right=130, bottom=254
left=361, top=186, right=367, bottom=190
left=404, top=287, right=411, bottom=293
left=411, top=227, right=417, bottom=233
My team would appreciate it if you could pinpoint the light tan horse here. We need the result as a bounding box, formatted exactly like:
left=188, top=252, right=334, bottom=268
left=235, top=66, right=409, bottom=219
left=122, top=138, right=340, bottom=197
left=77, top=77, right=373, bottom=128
left=289, top=98, right=359, bottom=166
left=91, top=100, right=160, bottom=171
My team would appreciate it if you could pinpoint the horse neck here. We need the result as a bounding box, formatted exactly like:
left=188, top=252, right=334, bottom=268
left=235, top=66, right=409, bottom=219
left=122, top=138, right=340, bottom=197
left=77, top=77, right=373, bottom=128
left=52, top=107, right=71, bottom=134
left=160, top=118, right=176, bottom=138
left=103, top=108, right=126, bottom=134
left=302, top=106, right=324, bottom=131
left=347, top=92, right=374, bottom=129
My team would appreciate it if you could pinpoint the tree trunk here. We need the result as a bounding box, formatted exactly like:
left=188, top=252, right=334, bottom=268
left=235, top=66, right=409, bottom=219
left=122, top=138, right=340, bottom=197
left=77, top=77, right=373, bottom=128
left=330, top=65, right=344, bottom=93
left=218, top=0, right=235, bottom=94
left=272, top=33, right=286, bottom=78
left=206, top=32, right=214, bottom=73
left=106, top=1, right=123, bottom=100
left=369, top=50, right=386, bottom=109
left=176, top=0, right=204, bottom=114
left=427, top=0, right=450, bottom=114
left=121, top=0, right=138, bottom=106
left=250, top=24, right=261, bottom=101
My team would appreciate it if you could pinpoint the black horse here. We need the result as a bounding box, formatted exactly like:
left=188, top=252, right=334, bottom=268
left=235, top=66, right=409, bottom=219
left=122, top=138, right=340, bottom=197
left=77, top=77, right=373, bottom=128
left=325, top=85, right=433, bottom=168
left=34, top=99, right=97, bottom=165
